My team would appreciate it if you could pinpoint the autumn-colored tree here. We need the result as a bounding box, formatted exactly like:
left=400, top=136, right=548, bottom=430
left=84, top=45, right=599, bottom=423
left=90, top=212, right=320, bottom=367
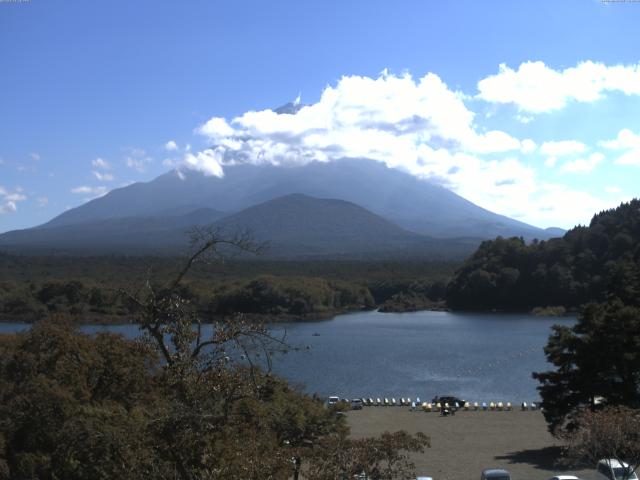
left=1, top=227, right=432, bottom=479
left=306, top=430, right=430, bottom=480
left=563, top=406, right=640, bottom=480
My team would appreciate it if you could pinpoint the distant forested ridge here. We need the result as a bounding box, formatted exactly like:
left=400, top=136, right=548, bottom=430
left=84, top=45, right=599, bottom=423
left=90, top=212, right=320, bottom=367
left=446, top=199, right=640, bottom=311
left=0, top=254, right=455, bottom=322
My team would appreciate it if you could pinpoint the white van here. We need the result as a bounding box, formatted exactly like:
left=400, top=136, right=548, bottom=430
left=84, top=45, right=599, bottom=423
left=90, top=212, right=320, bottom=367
left=596, top=459, right=638, bottom=480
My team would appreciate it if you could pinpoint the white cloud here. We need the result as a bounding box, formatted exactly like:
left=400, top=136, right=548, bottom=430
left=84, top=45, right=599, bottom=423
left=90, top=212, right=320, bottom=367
left=600, top=128, right=640, bottom=166
left=184, top=149, right=224, bottom=177
left=30, top=152, right=40, bottom=161
left=199, top=118, right=235, bottom=138
left=184, top=69, right=626, bottom=229
left=540, top=140, right=587, bottom=157
left=36, top=196, right=49, bottom=207
left=192, top=71, right=530, bottom=179
left=92, top=158, right=111, bottom=169
left=164, top=140, right=178, bottom=151
left=124, top=148, right=153, bottom=172
left=477, top=60, right=640, bottom=113
left=539, top=140, right=588, bottom=169
left=71, top=185, right=109, bottom=198
left=162, top=158, right=177, bottom=167
left=521, top=139, right=536, bottom=154
left=516, top=114, right=533, bottom=124
left=529, top=184, right=613, bottom=227
left=16, top=164, right=36, bottom=173
left=0, top=202, right=17, bottom=214
left=0, top=186, right=27, bottom=214
left=605, top=186, right=622, bottom=194
left=561, top=152, right=605, bottom=174
left=92, top=171, right=114, bottom=181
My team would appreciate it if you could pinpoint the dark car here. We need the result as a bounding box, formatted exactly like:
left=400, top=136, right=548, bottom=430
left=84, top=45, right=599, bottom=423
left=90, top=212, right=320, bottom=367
left=481, top=468, right=511, bottom=480
left=432, top=395, right=466, bottom=409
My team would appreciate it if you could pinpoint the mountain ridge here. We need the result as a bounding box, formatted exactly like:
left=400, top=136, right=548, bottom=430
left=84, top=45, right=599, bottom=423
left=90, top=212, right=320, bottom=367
left=0, top=193, right=481, bottom=259
left=40, top=158, right=561, bottom=240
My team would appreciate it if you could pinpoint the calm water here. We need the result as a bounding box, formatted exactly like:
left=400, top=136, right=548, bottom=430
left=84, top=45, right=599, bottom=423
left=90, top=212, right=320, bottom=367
left=0, top=310, right=574, bottom=403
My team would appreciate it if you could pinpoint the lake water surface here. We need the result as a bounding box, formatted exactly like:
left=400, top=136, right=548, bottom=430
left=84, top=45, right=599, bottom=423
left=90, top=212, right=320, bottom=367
left=0, top=310, right=574, bottom=403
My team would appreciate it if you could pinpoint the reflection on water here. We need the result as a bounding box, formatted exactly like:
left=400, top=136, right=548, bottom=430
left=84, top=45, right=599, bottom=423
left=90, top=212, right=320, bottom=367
left=1, top=310, right=574, bottom=402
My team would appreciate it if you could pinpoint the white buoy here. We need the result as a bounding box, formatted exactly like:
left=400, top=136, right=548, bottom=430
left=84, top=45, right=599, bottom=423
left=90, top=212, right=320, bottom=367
left=482, top=402, right=488, bottom=411
left=473, top=402, right=479, bottom=411
left=522, top=402, right=528, bottom=411
left=506, top=402, right=512, bottom=411
left=384, top=398, right=389, bottom=406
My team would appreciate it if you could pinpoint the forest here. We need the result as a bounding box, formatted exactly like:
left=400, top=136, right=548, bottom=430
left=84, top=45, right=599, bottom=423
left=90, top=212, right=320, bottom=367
left=0, top=253, right=455, bottom=323
left=0, top=233, right=433, bottom=479
left=446, top=199, right=640, bottom=312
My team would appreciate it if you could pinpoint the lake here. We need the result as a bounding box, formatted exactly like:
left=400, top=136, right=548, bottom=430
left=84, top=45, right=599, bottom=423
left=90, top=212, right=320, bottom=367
left=0, top=310, right=573, bottom=403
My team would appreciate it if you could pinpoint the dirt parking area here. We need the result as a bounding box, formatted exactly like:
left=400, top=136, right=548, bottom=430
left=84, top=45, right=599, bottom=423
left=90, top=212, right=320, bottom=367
left=346, top=407, right=597, bottom=480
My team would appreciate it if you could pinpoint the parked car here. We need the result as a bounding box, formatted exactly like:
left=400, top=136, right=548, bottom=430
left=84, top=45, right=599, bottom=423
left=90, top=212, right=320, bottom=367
left=350, top=398, right=363, bottom=410
left=432, top=395, right=466, bottom=409
left=480, top=468, right=511, bottom=480
left=328, top=396, right=340, bottom=406
left=416, top=477, right=434, bottom=480
left=548, top=476, right=581, bottom=480
left=596, top=458, right=638, bottom=479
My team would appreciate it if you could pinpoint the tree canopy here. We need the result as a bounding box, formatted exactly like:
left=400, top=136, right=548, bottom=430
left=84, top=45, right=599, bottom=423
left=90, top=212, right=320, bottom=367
left=533, top=300, right=640, bottom=435
left=446, top=199, right=640, bottom=311
left=0, top=228, right=430, bottom=479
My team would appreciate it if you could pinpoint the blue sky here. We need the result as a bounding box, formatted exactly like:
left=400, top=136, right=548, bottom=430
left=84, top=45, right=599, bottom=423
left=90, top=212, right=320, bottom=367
left=2, top=0, right=640, bottom=233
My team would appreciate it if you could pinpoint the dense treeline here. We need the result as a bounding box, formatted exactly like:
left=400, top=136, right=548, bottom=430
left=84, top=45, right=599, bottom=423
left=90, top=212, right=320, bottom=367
left=446, top=199, right=640, bottom=311
left=0, top=254, right=455, bottom=322
left=213, top=275, right=375, bottom=317
left=0, top=232, right=431, bottom=479
left=534, top=300, right=640, bottom=434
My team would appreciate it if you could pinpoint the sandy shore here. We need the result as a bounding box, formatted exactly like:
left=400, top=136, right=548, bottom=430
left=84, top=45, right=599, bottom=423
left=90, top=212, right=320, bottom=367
left=345, top=407, right=596, bottom=480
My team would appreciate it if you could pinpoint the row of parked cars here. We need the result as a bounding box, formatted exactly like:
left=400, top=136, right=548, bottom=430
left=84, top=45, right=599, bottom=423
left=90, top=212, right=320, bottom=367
left=328, top=395, right=468, bottom=409
left=463, top=459, right=639, bottom=480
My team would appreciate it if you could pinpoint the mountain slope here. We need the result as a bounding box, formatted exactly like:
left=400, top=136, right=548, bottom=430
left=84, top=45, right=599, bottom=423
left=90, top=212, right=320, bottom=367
left=214, top=193, right=449, bottom=257
left=0, top=208, right=226, bottom=254
left=0, top=194, right=479, bottom=259
left=41, top=158, right=559, bottom=240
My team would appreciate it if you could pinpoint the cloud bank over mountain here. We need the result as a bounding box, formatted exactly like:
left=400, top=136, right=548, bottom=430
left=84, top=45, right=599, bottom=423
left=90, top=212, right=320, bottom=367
left=175, top=63, right=637, bottom=228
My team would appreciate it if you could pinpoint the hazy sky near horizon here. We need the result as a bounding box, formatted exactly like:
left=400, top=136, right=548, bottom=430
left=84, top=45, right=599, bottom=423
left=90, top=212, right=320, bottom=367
left=2, top=0, right=640, bottom=233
